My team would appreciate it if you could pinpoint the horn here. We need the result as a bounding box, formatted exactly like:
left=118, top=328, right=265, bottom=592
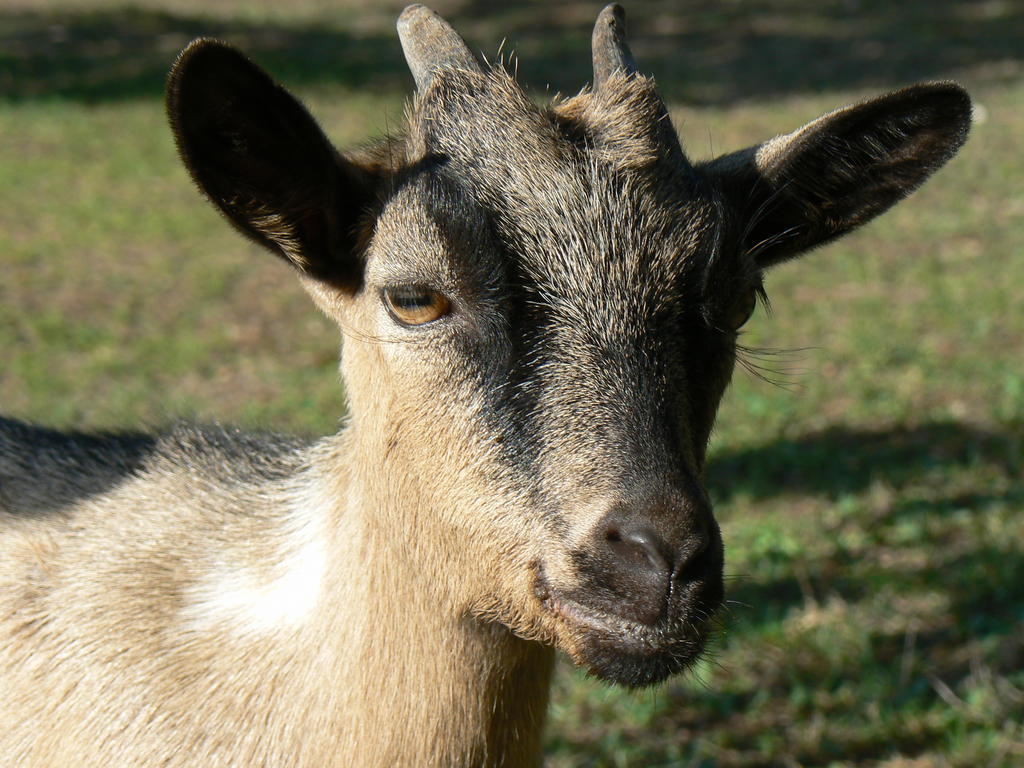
left=397, top=4, right=483, bottom=92
left=592, top=3, right=638, bottom=89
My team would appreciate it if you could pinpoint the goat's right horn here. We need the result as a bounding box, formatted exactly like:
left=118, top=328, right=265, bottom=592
left=592, top=3, right=638, bottom=89
left=398, top=4, right=483, bottom=92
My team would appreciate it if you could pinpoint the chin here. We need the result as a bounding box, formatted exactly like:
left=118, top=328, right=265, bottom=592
left=574, top=628, right=712, bottom=687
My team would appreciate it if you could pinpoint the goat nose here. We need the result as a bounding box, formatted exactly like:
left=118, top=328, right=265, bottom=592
left=597, top=514, right=712, bottom=626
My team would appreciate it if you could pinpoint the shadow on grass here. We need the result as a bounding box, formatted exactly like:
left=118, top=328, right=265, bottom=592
left=0, top=7, right=408, bottom=103
left=695, top=543, right=1024, bottom=764
left=690, top=422, right=1024, bottom=762
left=3, top=0, right=1024, bottom=104
left=710, top=419, right=1023, bottom=632
left=707, top=421, right=1022, bottom=502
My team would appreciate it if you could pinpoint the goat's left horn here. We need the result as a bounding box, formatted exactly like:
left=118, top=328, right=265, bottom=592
left=398, top=4, right=483, bottom=92
left=592, top=3, right=638, bottom=89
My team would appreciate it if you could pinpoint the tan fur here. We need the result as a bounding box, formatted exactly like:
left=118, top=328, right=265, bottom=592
left=0, top=422, right=553, bottom=767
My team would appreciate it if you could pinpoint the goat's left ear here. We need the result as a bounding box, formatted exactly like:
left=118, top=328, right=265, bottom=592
left=167, top=39, right=376, bottom=289
left=704, top=83, right=972, bottom=269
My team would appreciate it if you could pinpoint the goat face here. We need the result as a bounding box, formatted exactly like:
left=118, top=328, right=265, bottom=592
left=167, top=5, right=970, bottom=686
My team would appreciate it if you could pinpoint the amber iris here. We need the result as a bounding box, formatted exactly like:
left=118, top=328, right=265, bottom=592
left=383, top=285, right=451, bottom=326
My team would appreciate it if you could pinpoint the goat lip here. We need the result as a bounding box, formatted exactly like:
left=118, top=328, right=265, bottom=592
left=533, top=569, right=702, bottom=652
left=541, top=589, right=679, bottom=647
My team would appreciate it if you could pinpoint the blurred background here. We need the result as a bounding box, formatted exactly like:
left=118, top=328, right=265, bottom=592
left=1, top=1, right=1022, bottom=765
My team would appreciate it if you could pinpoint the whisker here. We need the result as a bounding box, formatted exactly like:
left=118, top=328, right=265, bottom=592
left=735, top=343, right=812, bottom=391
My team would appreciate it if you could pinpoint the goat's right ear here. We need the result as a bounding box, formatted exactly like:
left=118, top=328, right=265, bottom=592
left=167, top=40, right=373, bottom=288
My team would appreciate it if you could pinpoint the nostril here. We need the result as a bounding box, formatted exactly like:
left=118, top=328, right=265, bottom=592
left=626, top=528, right=672, bottom=574
left=672, top=532, right=711, bottom=581
left=606, top=525, right=672, bottom=576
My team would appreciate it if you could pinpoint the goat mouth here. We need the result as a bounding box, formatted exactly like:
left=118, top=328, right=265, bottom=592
left=532, top=567, right=717, bottom=687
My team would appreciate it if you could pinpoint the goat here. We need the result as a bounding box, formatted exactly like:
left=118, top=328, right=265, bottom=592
left=0, top=4, right=971, bottom=766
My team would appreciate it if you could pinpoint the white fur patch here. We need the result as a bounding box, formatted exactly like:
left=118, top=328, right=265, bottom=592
left=181, top=494, right=330, bottom=636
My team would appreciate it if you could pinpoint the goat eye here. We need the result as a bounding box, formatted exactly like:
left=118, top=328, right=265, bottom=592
left=383, top=285, right=451, bottom=326
left=728, top=288, right=757, bottom=331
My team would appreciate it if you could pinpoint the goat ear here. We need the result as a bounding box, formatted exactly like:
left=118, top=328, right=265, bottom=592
left=167, top=39, right=373, bottom=288
left=704, top=83, right=971, bottom=269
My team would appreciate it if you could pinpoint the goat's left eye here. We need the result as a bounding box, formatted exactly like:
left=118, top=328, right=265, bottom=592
left=727, top=288, right=757, bottom=331
left=383, top=285, right=451, bottom=326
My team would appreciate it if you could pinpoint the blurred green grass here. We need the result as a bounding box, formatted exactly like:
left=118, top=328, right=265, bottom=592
left=2, top=1, right=1022, bottom=765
